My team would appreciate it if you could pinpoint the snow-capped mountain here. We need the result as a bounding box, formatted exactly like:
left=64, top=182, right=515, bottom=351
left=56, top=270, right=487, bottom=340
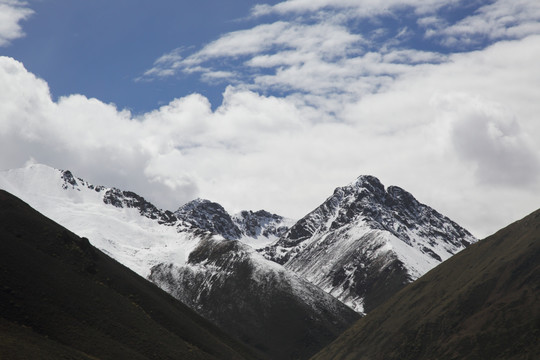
left=0, top=164, right=291, bottom=274
left=262, top=175, right=477, bottom=313
left=0, top=164, right=477, bottom=319
left=149, top=237, right=359, bottom=360
left=0, top=164, right=207, bottom=277
left=0, top=163, right=358, bottom=359
left=176, top=198, right=294, bottom=248
left=175, top=198, right=243, bottom=240
left=232, top=209, right=293, bottom=248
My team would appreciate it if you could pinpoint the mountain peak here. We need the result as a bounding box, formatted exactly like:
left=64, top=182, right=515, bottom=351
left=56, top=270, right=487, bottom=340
left=332, top=175, right=385, bottom=197
left=262, top=174, right=477, bottom=313
left=312, top=208, right=540, bottom=360
left=60, top=169, right=80, bottom=189
left=175, top=198, right=242, bottom=240
left=352, top=174, right=384, bottom=190
left=176, top=198, right=225, bottom=213
left=175, top=199, right=294, bottom=245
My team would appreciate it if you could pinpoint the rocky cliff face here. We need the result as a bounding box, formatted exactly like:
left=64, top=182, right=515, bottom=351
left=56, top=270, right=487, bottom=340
left=1, top=164, right=477, bottom=321
left=175, top=199, right=293, bottom=248
left=175, top=199, right=243, bottom=239
left=262, top=175, right=477, bottom=313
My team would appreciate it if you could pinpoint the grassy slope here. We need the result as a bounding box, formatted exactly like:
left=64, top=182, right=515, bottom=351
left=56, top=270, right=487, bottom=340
left=0, top=190, right=264, bottom=360
left=312, top=209, right=540, bottom=360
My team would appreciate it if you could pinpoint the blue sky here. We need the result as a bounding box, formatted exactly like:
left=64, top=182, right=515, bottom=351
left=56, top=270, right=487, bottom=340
left=1, top=0, right=540, bottom=237
left=2, top=0, right=499, bottom=112
left=2, top=0, right=282, bottom=112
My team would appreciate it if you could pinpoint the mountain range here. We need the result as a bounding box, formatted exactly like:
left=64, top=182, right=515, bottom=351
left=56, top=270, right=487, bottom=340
left=0, top=164, right=483, bottom=359
left=0, top=164, right=290, bottom=277
left=312, top=207, right=540, bottom=360
left=0, top=164, right=355, bottom=359
left=0, top=189, right=261, bottom=360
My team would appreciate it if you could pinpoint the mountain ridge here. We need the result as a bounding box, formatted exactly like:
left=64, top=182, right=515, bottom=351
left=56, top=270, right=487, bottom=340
left=149, top=237, right=360, bottom=360
left=312, top=207, right=540, bottom=360
left=262, top=174, right=477, bottom=313
left=0, top=164, right=357, bottom=359
left=0, top=189, right=262, bottom=360
left=175, top=197, right=294, bottom=248
left=0, top=164, right=289, bottom=277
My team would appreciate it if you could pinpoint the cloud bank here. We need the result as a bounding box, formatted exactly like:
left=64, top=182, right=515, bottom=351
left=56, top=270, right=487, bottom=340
left=0, top=0, right=33, bottom=46
left=2, top=1, right=540, bottom=238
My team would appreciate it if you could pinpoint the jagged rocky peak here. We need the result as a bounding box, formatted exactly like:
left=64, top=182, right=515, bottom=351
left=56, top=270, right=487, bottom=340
left=103, top=188, right=177, bottom=225
left=281, top=174, right=475, bottom=251
left=233, top=209, right=289, bottom=239
left=58, top=167, right=176, bottom=225
left=348, top=174, right=386, bottom=194
left=60, top=170, right=79, bottom=188
left=175, top=198, right=242, bottom=240
left=262, top=175, right=477, bottom=313
left=279, top=175, right=388, bottom=250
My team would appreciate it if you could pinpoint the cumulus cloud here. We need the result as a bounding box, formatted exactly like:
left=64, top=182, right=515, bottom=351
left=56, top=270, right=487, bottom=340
left=433, top=93, right=540, bottom=186
left=2, top=1, right=540, bottom=239
left=3, top=32, right=540, bottom=238
left=0, top=0, right=33, bottom=46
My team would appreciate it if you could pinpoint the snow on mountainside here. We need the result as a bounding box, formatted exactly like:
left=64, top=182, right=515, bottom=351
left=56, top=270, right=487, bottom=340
left=233, top=210, right=295, bottom=249
left=0, top=164, right=292, bottom=276
left=176, top=198, right=294, bottom=248
left=149, top=237, right=359, bottom=360
left=0, top=164, right=206, bottom=276
left=0, top=164, right=358, bottom=359
left=0, top=164, right=477, bottom=319
left=262, top=175, right=478, bottom=313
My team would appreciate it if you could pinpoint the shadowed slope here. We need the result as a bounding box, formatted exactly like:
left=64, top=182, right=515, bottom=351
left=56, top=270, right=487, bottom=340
left=312, top=208, right=540, bottom=360
left=150, top=238, right=360, bottom=360
left=0, top=190, right=263, bottom=360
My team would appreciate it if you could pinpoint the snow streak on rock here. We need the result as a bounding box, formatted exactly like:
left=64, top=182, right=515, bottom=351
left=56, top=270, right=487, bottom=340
left=149, top=237, right=359, bottom=360
left=262, top=175, right=477, bottom=313
left=0, top=164, right=209, bottom=276
left=176, top=198, right=294, bottom=248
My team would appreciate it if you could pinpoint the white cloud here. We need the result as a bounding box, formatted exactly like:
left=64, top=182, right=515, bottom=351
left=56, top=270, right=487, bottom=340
left=142, top=20, right=366, bottom=83
left=143, top=0, right=540, bottom=94
left=0, top=0, right=33, bottom=46
left=251, top=0, right=463, bottom=17
left=434, top=93, right=540, bottom=186
left=141, top=16, right=447, bottom=121
left=3, top=33, right=540, bottom=239
left=2, top=1, right=540, bottom=241
left=425, top=0, right=540, bottom=46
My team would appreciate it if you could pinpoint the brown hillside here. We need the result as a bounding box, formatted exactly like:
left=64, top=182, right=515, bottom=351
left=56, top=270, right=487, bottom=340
left=312, top=208, right=540, bottom=360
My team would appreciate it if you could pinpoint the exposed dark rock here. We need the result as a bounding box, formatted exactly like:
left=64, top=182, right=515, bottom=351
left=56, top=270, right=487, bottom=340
left=262, top=175, right=477, bottom=313
left=175, top=199, right=243, bottom=240
left=312, top=209, right=540, bottom=360
left=149, top=237, right=360, bottom=360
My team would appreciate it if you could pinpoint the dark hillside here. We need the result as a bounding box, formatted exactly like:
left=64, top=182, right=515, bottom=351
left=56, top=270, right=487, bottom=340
left=150, top=238, right=360, bottom=360
left=0, top=190, right=263, bottom=360
left=312, top=208, right=540, bottom=360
